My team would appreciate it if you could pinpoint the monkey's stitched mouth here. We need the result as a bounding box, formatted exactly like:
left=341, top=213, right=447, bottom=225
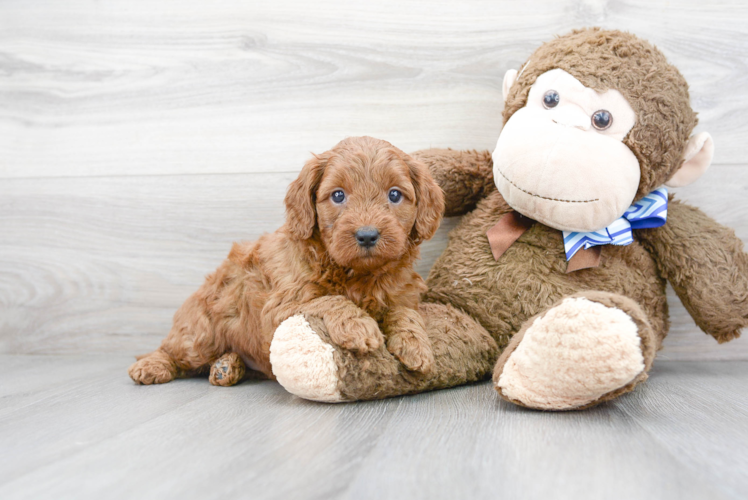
left=495, top=167, right=599, bottom=204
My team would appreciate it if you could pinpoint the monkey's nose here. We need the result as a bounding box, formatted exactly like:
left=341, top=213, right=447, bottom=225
left=355, top=227, right=380, bottom=248
left=550, top=107, right=590, bottom=130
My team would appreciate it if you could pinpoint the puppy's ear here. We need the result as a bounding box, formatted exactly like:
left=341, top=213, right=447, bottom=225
left=285, top=152, right=330, bottom=240
left=406, top=155, right=445, bottom=243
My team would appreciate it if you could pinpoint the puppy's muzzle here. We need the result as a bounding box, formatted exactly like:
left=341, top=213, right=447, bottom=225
left=355, top=227, right=380, bottom=248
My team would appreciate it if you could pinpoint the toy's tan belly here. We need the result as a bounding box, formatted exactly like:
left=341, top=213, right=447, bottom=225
left=424, top=192, right=668, bottom=349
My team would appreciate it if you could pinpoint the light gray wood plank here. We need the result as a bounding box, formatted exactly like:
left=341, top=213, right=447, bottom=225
left=618, top=361, right=748, bottom=499
left=0, top=356, right=746, bottom=500
left=1, top=0, right=747, bottom=180
left=0, top=356, right=214, bottom=486
left=1, top=166, right=747, bottom=358
left=0, top=355, right=121, bottom=404
left=339, top=386, right=734, bottom=500
left=0, top=356, right=399, bottom=500
left=0, top=173, right=292, bottom=354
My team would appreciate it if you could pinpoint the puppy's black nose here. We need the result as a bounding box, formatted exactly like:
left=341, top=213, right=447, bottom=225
left=355, top=227, right=379, bottom=248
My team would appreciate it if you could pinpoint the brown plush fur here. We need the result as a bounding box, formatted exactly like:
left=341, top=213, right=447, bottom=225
left=128, top=136, right=444, bottom=385
left=425, top=189, right=669, bottom=351
left=638, top=199, right=748, bottom=343
left=282, top=29, right=748, bottom=407
left=412, top=148, right=496, bottom=217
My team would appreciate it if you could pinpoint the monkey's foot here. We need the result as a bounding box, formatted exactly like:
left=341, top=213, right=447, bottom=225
left=270, top=314, right=344, bottom=402
left=493, top=292, right=656, bottom=411
left=209, top=352, right=246, bottom=387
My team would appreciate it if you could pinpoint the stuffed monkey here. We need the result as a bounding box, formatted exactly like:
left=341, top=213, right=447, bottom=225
left=268, top=28, right=748, bottom=410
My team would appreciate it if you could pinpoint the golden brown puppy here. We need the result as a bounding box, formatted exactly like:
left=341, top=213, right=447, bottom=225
left=128, top=136, right=444, bottom=386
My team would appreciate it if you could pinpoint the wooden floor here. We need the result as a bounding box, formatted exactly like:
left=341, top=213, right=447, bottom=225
left=0, top=356, right=746, bottom=500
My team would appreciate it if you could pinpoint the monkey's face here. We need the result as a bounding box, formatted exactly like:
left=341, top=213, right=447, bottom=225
left=493, top=69, right=641, bottom=232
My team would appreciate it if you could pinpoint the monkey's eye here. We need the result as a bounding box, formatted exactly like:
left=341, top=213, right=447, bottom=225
left=388, top=189, right=403, bottom=204
left=331, top=190, right=346, bottom=204
left=592, top=110, right=613, bottom=130
left=542, top=90, right=560, bottom=109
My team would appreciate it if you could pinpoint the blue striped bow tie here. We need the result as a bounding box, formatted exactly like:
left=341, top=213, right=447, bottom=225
left=562, top=187, right=668, bottom=261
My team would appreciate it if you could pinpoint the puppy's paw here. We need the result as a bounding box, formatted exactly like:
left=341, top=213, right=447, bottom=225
left=386, top=332, right=435, bottom=374
left=128, top=352, right=177, bottom=385
left=209, top=352, right=246, bottom=387
left=329, top=315, right=384, bottom=354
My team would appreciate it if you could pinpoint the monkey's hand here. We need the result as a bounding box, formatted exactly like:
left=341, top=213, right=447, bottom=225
left=639, top=199, right=748, bottom=343
left=410, top=148, right=495, bottom=217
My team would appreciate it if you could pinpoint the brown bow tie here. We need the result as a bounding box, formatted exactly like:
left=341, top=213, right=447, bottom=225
left=486, top=211, right=601, bottom=273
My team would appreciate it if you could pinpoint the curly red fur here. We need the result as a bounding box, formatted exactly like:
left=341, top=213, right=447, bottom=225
left=128, top=136, right=444, bottom=385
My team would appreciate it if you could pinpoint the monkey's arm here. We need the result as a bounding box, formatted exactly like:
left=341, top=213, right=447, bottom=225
left=638, top=199, right=748, bottom=343
left=410, top=148, right=495, bottom=216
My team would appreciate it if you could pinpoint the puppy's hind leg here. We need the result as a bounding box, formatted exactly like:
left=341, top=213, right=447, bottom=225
left=209, top=352, right=246, bottom=387
left=128, top=293, right=220, bottom=385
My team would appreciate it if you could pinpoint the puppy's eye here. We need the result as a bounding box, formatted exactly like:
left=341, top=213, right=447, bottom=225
left=543, top=90, right=560, bottom=109
left=331, top=190, right=346, bottom=204
left=591, top=110, right=613, bottom=130
left=388, top=189, right=402, bottom=204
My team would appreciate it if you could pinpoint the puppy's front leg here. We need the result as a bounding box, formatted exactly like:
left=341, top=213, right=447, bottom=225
left=383, top=306, right=434, bottom=374
left=271, top=295, right=384, bottom=354
left=309, top=296, right=384, bottom=354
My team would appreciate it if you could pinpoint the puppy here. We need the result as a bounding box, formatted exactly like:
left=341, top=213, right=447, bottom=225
left=128, top=136, right=445, bottom=386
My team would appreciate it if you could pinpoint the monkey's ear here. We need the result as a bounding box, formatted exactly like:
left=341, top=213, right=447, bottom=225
left=666, top=132, right=714, bottom=188
left=284, top=152, right=330, bottom=240
left=502, top=69, right=518, bottom=104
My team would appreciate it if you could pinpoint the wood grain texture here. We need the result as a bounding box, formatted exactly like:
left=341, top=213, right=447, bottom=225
left=0, top=355, right=746, bottom=500
left=0, top=0, right=747, bottom=358
left=1, top=166, right=747, bottom=357
left=1, top=0, right=747, bottom=179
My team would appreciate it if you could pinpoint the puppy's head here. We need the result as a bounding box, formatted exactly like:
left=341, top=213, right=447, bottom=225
left=285, top=136, right=444, bottom=271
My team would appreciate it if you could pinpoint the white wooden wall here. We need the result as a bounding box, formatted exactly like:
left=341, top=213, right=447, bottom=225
left=1, top=0, right=747, bottom=359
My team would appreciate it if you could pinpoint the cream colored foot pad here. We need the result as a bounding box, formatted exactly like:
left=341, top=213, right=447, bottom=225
left=270, top=315, right=343, bottom=403
left=498, top=297, right=644, bottom=410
